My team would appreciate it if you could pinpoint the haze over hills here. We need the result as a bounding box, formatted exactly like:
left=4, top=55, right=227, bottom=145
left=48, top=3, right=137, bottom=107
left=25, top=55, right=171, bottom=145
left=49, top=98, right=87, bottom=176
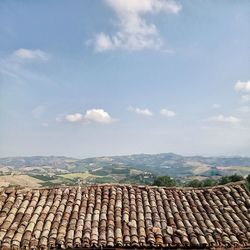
left=0, top=153, right=249, bottom=187
left=0, top=156, right=77, bottom=168
left=0, top=153, right=249, bottom=175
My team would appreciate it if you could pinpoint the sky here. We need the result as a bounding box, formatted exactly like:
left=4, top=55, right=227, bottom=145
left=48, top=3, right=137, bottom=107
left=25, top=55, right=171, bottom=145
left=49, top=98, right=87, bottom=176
left=0, top=0, right=249, bottom=158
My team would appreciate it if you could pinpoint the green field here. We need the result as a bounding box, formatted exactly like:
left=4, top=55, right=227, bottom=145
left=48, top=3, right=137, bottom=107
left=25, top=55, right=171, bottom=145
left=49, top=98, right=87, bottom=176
left=217, top=166, right=250, bottom=175
left=59, top=172, right=98, bottom=180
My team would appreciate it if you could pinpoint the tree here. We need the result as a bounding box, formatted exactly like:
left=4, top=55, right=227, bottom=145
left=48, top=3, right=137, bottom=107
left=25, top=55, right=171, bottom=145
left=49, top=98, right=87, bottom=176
left=219, top=176, right=230, bottom=185
left=153, top=176, right=176, bottom=187
left=219, top=174, right=244, bottom=185
left=228, top=174, right=244, bottom=182
left=184, top=179, right=202, bottom=188
left=246, top=174, right=250, bottom=191
left=202, top=178, right=217, bottom=187
left=247, top=174, right=250, bottom=183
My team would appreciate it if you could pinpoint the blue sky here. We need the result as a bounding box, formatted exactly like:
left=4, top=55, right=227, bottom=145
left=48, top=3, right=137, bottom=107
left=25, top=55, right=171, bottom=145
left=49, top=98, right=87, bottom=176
left=0, top=0, right=249, bottom=157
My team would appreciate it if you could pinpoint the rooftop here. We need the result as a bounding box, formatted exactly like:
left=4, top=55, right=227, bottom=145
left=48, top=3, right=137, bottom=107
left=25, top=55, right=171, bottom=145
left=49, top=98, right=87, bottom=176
left=0, top=182, right=250, bottom=249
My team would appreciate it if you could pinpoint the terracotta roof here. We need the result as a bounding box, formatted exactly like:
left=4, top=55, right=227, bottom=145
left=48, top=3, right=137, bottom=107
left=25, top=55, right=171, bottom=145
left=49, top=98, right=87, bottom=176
left=0, top=182, right=249, bottom=250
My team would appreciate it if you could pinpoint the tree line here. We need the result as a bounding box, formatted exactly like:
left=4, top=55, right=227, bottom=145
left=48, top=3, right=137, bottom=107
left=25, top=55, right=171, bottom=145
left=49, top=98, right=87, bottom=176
left=153, top=174, right=250, bottom=189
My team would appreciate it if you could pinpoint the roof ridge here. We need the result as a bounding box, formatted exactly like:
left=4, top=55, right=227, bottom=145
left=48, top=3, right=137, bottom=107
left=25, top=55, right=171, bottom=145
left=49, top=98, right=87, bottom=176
left=0, top=180, right=247, bottom=193
left=0, top=180, right=249, bottom=249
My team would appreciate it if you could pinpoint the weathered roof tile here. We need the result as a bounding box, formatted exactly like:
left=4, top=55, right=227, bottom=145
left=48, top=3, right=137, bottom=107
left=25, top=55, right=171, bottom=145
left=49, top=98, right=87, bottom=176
left=0, top=183, right=249, bottom=249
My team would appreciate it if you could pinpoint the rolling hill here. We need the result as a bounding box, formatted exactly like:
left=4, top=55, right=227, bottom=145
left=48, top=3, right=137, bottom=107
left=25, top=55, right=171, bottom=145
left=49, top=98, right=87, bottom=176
left=0, top=153, right=249, bottom=177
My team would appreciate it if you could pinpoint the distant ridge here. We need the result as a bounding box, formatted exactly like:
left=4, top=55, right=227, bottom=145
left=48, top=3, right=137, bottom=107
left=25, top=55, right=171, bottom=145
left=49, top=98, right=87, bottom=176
left=0, top=153, right=249, bottom=176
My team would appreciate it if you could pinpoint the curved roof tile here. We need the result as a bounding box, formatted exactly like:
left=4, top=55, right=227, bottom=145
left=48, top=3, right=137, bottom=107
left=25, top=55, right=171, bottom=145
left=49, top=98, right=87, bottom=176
left=0, top=183, right=249, bottom=249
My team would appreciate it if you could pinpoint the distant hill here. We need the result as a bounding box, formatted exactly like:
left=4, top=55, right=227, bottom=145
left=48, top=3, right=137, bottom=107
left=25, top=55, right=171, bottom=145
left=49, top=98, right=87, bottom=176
left=0, top=153, right=249, bottom=177
left=0, top=156, right=77, bottom=168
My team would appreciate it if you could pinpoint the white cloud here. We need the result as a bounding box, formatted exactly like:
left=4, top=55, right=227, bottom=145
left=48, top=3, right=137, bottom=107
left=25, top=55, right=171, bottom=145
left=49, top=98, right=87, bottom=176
left=55, top=114, right=64, bottom=122
left=128, top=106, right=153, bottom=116
left=60, top=108, right=115, bottom=124
left=206, top=115, right=240, bottom=124
left=94, top=33, right=115, bottom=52
left=160, top=108, right=175, bottom=117
left=234, top=80, right=250, bottom=92
left=0, top=48, right=50, bottom=86
left=93, top=0, right=181, bottom=52
left=65, top=113, right=83, bottom=122
left=135, top=108, right=153, bottom=116
left=84, top=109, right=115, bottom=124
left=14, top=48, right=49, bottom=61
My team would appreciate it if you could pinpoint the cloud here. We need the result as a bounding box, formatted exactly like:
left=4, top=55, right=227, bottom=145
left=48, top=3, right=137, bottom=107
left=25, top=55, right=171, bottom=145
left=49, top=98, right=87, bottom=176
left=94, top=33, right=115, bottom=52
left=14, top=48, right=49, bottom=61
left=206, top=115, right=240, bottom=124
left=55, top=114, right=64, bottom=122
left=84, top=109, right=115, bottom=124
left=234, top=80, right=250, bottom=92
left=93, top=0, right=181, bottom=52
left=59, top=108, right=115, bottom=124
left=0, top=48, right=50, bottom=85
left=65, top=113, right=83, bottom=122
left=160, top=108, right=175, bottom=117
left=128, top=106, right=153, bottom=116
left=234, top=80, right=250, bottom=104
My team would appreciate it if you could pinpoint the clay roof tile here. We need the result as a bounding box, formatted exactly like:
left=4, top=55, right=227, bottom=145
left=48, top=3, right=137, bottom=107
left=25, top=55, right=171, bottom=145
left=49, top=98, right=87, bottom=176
left=0, top=182, right=249, bottom=249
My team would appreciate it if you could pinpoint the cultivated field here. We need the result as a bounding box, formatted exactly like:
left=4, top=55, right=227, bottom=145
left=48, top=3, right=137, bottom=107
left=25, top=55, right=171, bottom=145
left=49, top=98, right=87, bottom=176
left=0, top=174, right=42, bottom=188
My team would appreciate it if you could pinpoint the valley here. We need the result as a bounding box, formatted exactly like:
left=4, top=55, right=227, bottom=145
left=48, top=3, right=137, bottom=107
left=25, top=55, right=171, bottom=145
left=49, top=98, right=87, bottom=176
left=0, top=153, right=249, bottom=188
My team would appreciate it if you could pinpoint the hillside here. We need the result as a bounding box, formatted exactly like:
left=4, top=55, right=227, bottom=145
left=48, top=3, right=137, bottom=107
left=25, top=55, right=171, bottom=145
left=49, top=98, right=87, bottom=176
left=0, top=153, right=250, bottom=186
left=0, top=153, right=249, bottom=178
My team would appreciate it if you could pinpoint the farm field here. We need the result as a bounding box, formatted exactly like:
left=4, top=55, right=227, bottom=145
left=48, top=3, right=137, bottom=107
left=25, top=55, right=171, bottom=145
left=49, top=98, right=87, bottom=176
left=0, top=154, right=249, bottom=188
left=59, top=172, right=97, bottom=180
left=217, top=166, right=250, bottom=176
left=0, top=174, right=43, bottom=188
